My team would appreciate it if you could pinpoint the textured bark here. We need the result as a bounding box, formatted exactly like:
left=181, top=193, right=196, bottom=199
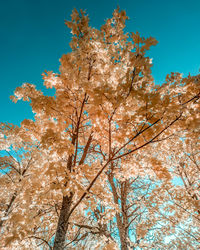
left=53, top=193, right=73, bottom=250
left=108, top=173, right=129, bottom=250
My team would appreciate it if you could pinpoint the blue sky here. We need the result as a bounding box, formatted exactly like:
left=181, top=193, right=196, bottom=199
left=1, top=0, right=200, bottom=125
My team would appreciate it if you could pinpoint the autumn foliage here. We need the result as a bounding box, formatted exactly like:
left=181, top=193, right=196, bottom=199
left=0, top=8, right=200, bottom=249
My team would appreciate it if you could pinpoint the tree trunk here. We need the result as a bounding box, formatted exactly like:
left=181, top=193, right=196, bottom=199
left=53, top=131, right=92, bottom=249
left=108, top=173, right=128, bottom=250
left=120, top=235, right=128, bottom=250
left=53, top=193, right=73, bottom=250
left=117, top=225, right=128, bottom=250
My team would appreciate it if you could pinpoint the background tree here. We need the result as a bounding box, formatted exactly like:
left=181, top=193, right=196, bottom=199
left=151, top=134, right=200, bottom=248
left=0, top=7, right=199, bottom=249
left=69, top=176, right=163, bottom=249
left=0, top=123, right=53, bottom=249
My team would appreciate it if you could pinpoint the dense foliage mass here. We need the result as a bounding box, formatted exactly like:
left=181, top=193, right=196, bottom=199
left=0, top=8, right=199, bottom=249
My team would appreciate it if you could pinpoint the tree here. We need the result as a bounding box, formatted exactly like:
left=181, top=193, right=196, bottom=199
left=0, top=123, right=51, bottom=249
left=1, top=7, right=200, bottom=249
left=69, top=175, right=164, bottom=249
left=151, top=134, right=200, bottom=248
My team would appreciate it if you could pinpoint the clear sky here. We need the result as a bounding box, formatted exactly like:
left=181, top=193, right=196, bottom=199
left=1, top=0, right=200, bottom=125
